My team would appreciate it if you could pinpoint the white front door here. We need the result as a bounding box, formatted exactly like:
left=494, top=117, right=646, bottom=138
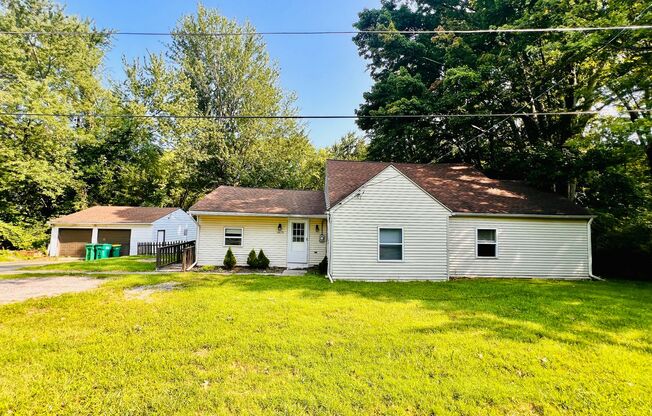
left=287, top=219, right=308, bottom=266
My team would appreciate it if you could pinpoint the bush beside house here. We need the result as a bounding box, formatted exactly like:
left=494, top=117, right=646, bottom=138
left=257, top=250, right=270, bottom=269
left=247, top=249, right=258, bottom=268
left=223, top=248, right=236, bottom=270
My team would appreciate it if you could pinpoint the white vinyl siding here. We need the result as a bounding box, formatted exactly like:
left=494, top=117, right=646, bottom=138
left=449, top=217, right=590, bottom=279
left=150, top=209, right=197, bottom=242
left=329, top=166, right=449, bottom=280
left=309, top=218, right=327, bottom=266
left=196, top=215, right=325, bottom=268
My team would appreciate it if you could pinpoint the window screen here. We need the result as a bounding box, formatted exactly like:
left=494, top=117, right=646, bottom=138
left=379, top=228, right=403, bottom=261
left=477, top=229, right=497, bottom=257
left=224, top=228, right=243, bottom=246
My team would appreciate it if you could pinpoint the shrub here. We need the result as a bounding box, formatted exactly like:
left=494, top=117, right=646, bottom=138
left=223, top=247, right=236, bottom=270
left=257, top=249, right=270, bottom=269
left=318, top=256, right=328, bottom=274
left=0, top=220, right=48, bottom=250
left=247, top=249, right=259, bottom=268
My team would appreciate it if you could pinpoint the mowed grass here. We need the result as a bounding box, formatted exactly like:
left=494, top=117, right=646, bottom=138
left=22, top=255, right=156, bottom=272
left=0, top=274, right=650, bottom=415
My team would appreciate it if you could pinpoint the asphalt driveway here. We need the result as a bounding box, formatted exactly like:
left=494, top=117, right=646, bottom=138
left=0, top=259, right=77, bottom=274
left=0, top=277, right=103, bottom=304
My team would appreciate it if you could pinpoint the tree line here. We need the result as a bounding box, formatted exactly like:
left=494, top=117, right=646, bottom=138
left=0, top=0, right=364, bottom=249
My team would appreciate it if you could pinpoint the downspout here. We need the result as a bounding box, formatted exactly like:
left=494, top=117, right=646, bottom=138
left=587, top=217, right=604, bottom=281
left=326, top=211, right=334, bottom=283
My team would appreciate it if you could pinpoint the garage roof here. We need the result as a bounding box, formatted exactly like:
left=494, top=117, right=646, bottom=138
left=50, top=206, right=179, bottom=225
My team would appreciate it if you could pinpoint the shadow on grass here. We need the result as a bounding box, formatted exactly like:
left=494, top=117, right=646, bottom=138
left=203, top=274, right=652, bottom=352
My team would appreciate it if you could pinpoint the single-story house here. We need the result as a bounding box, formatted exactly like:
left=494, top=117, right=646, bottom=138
left=48, top=206, right=197, bottom=257
left=190, top=160, right=594, bottom=281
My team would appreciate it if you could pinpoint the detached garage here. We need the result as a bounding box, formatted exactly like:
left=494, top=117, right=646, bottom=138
left=48, top=206, right=197, bottom=257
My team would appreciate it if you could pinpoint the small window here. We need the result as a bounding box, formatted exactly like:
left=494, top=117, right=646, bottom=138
left=292, top=222, right=305, bottom=243
left=379, top=228, right=403, bottom=261
left=477, top=229, right=497, bottom=257
left=224, top=228, right=243, bottom=246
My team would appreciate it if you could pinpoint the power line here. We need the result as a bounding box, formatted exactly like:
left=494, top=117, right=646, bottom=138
left=0, top=25, right=651, bottom=37
left=433, top=3, right=652, bottom=162
left=0, top=110, right=648, bottom=120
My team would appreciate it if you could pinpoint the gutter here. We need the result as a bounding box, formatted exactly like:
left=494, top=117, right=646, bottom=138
left=450, top=212, right=594, bottom=220
left=188, top=210, right=326, bottom=219
left=326, top=210, right=334, bottom=283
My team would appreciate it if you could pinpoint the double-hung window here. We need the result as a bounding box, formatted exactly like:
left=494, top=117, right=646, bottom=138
left=224, top=227, right=243, bottom=246
left=476, top=229, right=497, bottom=257
left=378, top=228, right=403, bottom=261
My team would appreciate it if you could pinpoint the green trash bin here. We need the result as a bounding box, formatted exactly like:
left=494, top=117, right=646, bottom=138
left=96, top=243, right=112, bottom=260
left=85, top=244, right=95, bottom=261
left=111, top=244, right=122, bottom=257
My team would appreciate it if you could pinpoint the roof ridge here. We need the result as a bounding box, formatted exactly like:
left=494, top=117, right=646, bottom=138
left=218, top=185, right=323, bottom=193
left=87, top=205, right=179, bottom=209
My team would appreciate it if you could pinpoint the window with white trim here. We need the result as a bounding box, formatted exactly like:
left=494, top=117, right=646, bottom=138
left=224, top=227, right=243, bottom=246
left=477, top=229, right=497, bottom=257
left=378, top=228, right=403, bottom=261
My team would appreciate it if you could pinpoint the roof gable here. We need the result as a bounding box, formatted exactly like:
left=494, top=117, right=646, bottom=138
left=51, top=206, right=179, bottom=224
left=330, top=164, right=451, bottom=213
left=326, top=160, right=589, bottom=216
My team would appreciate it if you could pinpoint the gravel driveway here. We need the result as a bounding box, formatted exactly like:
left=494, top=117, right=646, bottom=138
left=0, top=277, right=103, bottom=305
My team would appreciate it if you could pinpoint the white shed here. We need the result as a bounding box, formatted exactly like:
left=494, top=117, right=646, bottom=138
left=48, top=206, right=197, bottom=257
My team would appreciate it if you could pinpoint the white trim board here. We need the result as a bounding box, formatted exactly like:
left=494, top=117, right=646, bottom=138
left=190, top=211, right=326, bottom=219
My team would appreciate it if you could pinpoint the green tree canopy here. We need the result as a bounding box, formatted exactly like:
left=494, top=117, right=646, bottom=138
left=0, top=0, right=110, bottom=246
left=353, top=0, right=651, bottom=177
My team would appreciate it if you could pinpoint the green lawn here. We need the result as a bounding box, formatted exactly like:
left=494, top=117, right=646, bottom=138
left=22, top=255, right=156, bottom=272
left=1, top=274, right=650, bottom=415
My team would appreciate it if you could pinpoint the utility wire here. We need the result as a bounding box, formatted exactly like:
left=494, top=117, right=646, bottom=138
left=0, top=110, right=649, bottom=120
left=433, top=3, right=652, bottom=162
left=0, top=26, right=651, bottom=37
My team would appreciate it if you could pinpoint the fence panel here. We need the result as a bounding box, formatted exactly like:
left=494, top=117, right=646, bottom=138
left=156, top=240, right=196, bottom=269
left=137, top=240, right=186, bottom=255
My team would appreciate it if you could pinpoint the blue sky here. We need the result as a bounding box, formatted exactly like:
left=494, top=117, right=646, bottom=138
left=60, top=0, right=379, bottom=148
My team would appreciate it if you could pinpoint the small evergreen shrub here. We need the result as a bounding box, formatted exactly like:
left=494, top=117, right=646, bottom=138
left=223, top=247, right=236, bottom=270
left=257, top=249, right=270, bottom=269
left=318, top=256, right=328, bottom=274
left=247, top=249, right=259, bottom=268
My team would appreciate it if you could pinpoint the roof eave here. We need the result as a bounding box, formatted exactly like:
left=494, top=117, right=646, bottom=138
left=189, top=210, right=327, bottom=218
left=450, top=212, right=594, bottom=219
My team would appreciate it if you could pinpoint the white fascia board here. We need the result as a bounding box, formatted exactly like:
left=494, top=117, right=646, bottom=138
left=450, top=212, right=594, bottom=219
left=48, top=222, right=152, bottom=227
left=189, top=211, right=326, bottom=219
left=328, top=164, right=452, bottom=214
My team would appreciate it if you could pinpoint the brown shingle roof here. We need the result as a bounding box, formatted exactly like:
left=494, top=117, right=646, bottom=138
left=50, top=206, right=180, bottom=224
left=326, top=160, right=590, bottom=216
left=190, top=186, right=326, bottom=216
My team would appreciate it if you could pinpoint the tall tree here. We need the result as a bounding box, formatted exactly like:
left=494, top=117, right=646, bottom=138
left=353, top=0, right=651, bottom=179
left=126, top=5, right=318, bottom=207
left=0, top=0, right=109, bottom=247
left=328, top=132, right=368, bottom=161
